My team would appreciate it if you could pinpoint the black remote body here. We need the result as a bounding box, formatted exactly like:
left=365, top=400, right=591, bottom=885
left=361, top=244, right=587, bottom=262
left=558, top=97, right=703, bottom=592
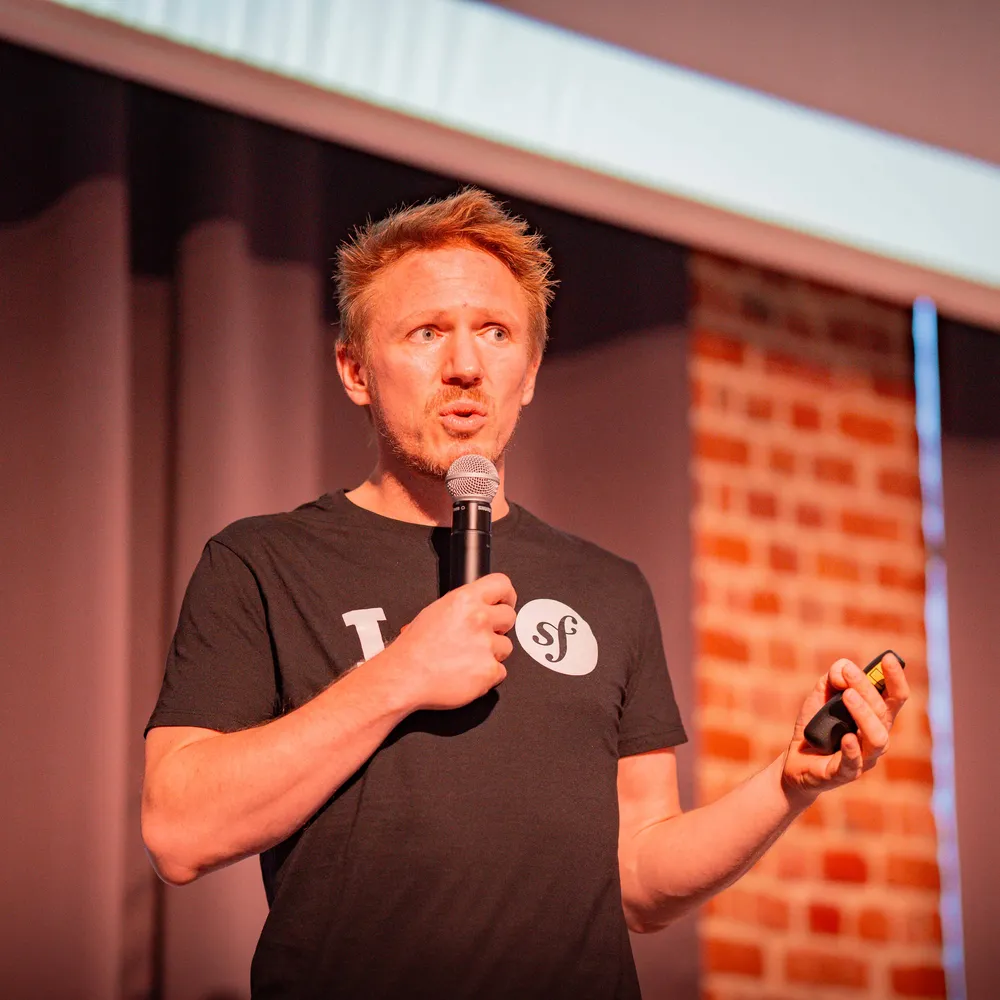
left=803, top=649, right=905, bottom=754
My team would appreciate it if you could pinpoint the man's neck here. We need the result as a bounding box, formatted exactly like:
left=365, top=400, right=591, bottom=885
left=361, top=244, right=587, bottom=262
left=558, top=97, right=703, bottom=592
left=345, top=456, right=509, bottom=527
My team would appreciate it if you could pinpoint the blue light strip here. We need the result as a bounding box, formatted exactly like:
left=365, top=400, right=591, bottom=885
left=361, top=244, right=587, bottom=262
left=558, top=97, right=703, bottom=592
left=912, top=297, right=965, bottom=999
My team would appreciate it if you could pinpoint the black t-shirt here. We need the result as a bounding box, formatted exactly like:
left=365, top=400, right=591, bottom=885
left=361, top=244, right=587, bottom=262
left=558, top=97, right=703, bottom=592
left=148, top=491, right=687, bottom=999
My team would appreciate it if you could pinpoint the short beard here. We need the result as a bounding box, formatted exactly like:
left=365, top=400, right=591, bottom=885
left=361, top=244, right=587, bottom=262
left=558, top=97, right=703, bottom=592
left=367, top=382, right=515, bottom=479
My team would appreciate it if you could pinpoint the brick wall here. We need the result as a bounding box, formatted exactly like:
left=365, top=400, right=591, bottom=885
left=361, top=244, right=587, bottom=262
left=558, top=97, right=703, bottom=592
left=689, top=252, right=945, bottom=999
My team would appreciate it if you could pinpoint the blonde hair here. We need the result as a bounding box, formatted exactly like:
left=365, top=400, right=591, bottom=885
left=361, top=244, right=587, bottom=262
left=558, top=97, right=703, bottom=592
left=335, top=188, right=556, bottom=362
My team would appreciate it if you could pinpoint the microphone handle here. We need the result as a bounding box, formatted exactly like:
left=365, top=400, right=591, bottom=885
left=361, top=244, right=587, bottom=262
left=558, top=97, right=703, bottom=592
left=449, top=500, right=492, bottom=590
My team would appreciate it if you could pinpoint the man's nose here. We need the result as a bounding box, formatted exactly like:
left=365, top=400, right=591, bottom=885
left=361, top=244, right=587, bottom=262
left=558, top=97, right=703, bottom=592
left=442, top=329, right=483, bottom=387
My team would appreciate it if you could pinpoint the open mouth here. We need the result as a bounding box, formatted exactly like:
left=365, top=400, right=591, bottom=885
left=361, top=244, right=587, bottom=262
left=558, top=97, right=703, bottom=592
left=439, top=400, right=488, bottom=432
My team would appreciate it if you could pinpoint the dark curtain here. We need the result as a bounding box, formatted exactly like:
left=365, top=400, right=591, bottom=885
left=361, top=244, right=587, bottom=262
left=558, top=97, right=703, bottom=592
left=938, top=316, right=1000, bottom=1000
left=0, top=40, right=692, bottom=1000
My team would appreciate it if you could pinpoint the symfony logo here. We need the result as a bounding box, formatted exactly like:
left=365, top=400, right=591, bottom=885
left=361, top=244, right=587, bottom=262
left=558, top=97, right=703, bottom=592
left=514, top=599, right=598, bottom=676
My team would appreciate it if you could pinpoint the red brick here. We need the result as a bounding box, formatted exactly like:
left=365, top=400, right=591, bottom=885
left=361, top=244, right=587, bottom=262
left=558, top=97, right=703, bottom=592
left=840, top=411, right=896, bottom=445
left=703, top=938, right=763, bottom=977
left=878, top=563, right=925, bottom=593
left=746, top=395, right=773, bottom=421
left=898, top=803, right=937, bottom=839
left=887, top=856, right=940, bottom=892
left=748, top=491, right=778, bottom=519
left=814, top=455, right=856, bottom=485
left=707, top=888, right=754, bottom=923
left=750, top=687, right=800, bottom=722
left=809, top=903, right=841, bottom=934
left=817, top=552, right=860, bottom=582
left=792, top=402, right=822, bottom=431
left=858, top=907, right=890, bottom=941
left=702, top=728, right=752, bottom=762
left=891, top=965, right=947, bottom=998
left=843, top=606, right=906, bottom=632
left=844, top=799, right=884, bottom=833
left=724, top=589, right=747, bottom=614
left=885, top=755, right=935, bottom=785
left=905, top=910, right=943, bottom=945
left=695, top=430, right=749, bottom=465
left=697, top=678, right=738, bottom=710
left=786, top=311, right=815, bottom=339
left=841, top=510, right=899, bottom=540
left=741, top=292, right=772, bottom=324
left=873, top=374, right=916, bottom=401
left=689, top=376, right=705, bottom=408
left=815, top=647, right=863, bottom=675
left=693, top=328, right=746, bottom=365
left=797, top=503, right=824, bottom=528
left=799, top=597, right=825, bottom=624
left=758, top=894, right=789, bottom=930
left=777, top=844, right=810, bottom=880
left=751, top=590, right=781, bottom=615
left=765, top=350, right=831, bottom=386
left=691, top=276, right=738, bottom=314
left=798, top=801, right=824, bottom=828
left=823, top=850, right=867, bottom=883
left=708, top=888, right=788, bottom=930
left=760, top=267, right=792, bottom=289
left=786, top=949, right=868, bottom=989
left=769, top=544, right=798, bottom=573
left=878, top=468, right=922, bottom=500
left=828, top=318, right=893, bottom=353
left=699, top=629, right=750, bottom=663
left=697, top=531, right=751, bottom=565
left=770, top=447, right=796, bottom=475
left=769, top=640, right=797, bottom=672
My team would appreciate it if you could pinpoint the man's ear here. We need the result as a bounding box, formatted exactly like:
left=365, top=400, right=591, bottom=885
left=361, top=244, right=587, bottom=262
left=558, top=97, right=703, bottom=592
left=520, top=355, right=542, bottom=406
left=336, top=341, right=371, bottom=407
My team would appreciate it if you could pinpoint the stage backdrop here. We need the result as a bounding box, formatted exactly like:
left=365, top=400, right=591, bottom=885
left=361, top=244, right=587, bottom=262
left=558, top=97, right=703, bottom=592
left=0, top=40, right=695, bottom=1000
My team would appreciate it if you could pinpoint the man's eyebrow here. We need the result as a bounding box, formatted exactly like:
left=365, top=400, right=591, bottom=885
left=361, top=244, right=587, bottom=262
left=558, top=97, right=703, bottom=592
left=395, top=307, right=520, bottom=329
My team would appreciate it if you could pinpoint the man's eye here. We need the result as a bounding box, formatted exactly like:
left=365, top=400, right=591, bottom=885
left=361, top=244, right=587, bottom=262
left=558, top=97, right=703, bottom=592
left=411, top=327, right=436, bottom=343
left=486, top=327, right=509, bottom=342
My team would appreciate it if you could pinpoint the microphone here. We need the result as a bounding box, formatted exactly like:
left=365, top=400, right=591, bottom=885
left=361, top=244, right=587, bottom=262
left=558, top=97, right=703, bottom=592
left=445, top=455, right=500, bottom=590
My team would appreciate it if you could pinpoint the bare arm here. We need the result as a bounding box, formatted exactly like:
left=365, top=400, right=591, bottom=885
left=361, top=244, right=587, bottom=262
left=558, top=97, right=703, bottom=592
left=618, top=751, right=804, bottom=931
left=142, top=573, right=517, bottom=886
left=618, top=654, right=908, bottom=932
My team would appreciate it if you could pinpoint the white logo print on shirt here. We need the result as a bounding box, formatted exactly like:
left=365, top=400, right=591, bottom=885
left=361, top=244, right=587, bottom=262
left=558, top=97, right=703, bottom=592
left=514, top=599, right=598, bottom=676
left=342, top=607, right=387, bottom=660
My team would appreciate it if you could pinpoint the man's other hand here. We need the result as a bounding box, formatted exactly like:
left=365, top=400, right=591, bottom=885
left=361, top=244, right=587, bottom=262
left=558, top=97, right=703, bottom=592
left=780, top=652, right=909, bottom=807
left=375, top=573, right=517, bottom=712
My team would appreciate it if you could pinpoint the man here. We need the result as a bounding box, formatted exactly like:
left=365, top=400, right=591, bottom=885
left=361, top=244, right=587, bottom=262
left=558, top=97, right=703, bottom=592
left=142, top=189, right=908, bottom=999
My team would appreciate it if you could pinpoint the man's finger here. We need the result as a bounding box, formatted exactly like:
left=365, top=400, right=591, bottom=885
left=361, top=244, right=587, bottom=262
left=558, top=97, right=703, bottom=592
left=492, top=634, right=514, bottom=662
left=880, top=652, right=909, bottom=719
left=826, top=658, right=856, bottom=692
left=489, top=603, right=517, bottom=635
left=843, top=687, right=890, bottom=753
left=471, top=572, right=518, bottom=608
left=832, top=733, right=864, bottom=782
left=844, top=662, right=890, bottom=723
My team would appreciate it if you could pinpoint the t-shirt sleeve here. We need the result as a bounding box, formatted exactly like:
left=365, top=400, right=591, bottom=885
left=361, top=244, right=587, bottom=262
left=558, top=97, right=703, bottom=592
left=617, top=569, right=688, bottom=757
left=145, top=537, right=279, bottom=736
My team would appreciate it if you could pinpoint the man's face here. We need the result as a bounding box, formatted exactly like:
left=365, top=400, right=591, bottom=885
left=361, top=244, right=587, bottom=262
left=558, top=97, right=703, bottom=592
left=340, top=245, right=540, bottom=477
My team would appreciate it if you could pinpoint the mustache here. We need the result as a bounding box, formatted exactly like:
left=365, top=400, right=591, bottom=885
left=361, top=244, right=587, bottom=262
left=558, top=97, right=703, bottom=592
left=426, top=386, right=492, bottom=413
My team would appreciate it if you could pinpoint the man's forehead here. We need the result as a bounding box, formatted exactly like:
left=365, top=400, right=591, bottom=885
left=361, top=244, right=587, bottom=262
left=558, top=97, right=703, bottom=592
left=370, top=246, right=530, bottom=326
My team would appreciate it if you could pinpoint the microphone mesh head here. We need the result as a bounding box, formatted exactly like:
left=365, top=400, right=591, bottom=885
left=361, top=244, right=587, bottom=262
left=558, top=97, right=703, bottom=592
left=445, top=455, right=500, bottom=504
